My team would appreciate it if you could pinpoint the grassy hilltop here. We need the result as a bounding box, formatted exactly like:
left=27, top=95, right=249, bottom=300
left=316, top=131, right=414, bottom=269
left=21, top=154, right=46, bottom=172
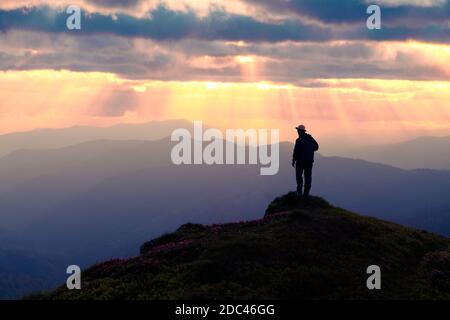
left=30, top=193, right=450, bottom=300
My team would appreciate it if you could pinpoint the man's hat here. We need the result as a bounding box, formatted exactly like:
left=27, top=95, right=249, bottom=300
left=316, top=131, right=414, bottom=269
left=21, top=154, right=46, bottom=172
left=296, top=124, right=306, bottom=131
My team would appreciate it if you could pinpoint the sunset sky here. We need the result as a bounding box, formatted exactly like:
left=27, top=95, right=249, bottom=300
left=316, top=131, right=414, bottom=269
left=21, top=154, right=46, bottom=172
left=1, top=0, right=450, bottom=148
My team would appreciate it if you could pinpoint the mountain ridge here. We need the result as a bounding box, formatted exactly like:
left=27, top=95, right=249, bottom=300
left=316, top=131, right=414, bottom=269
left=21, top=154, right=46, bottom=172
left=0, top=119, right=192, bottom=159
left=333, top=135, right=450, bottom=170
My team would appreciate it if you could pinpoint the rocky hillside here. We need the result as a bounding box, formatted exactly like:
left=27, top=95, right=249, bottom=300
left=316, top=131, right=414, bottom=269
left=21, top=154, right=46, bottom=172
left=30, top=193, right=450, bottom=299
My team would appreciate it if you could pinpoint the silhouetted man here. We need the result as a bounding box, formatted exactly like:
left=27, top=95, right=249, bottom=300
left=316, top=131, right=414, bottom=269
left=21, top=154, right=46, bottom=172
left=292, top=125, right=319, bottom=197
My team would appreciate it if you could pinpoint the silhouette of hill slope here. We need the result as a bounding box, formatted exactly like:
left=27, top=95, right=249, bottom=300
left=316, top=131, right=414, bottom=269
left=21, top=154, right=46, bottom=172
left=32, top=194, right=450, bottom=300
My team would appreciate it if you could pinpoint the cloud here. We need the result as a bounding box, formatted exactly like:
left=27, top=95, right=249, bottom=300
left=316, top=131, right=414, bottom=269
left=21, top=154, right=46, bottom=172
left=85, top=0, right=142, bottom=8
left=0, top=2, right=449, bottom=83
left=0, top=3, right=449, bottom=44
left=1, top=30, right=449, bottom=83
left=0, top=4, right=336, bottom=42
left=241, top=0, right=450, bottom=26
left=0, top=32, right=176, bottom=78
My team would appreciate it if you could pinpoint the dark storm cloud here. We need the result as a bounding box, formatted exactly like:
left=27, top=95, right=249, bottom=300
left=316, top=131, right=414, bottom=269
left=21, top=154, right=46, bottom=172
left=242, top=0, right=450, bottom=26
left=0, top=3, right=448, bottom=43
left=0, top=5, right=333, bottom=42
left=244, top=0, right=369, bottom=24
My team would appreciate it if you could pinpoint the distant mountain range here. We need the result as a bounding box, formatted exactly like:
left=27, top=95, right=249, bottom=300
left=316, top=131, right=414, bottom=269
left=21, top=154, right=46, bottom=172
left=1, top=120, right=450, bottom=298
left=331, top=135, right=450, bottom=170
left=2, top=121, right=449, bottom=170
left=0, top=119, right=192, bottom=159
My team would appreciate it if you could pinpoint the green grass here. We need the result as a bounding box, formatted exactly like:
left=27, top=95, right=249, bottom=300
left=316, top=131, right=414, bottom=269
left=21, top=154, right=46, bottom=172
left=28, top=193, right=450, bottom=300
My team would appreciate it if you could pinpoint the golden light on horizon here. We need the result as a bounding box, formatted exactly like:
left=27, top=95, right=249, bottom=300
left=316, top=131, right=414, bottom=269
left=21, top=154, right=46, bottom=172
left=1, top=69, right=450, bottom=146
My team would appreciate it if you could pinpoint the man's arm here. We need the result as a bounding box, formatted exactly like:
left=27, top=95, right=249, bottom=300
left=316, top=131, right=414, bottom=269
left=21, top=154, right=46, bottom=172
left=292, top=140, right=298, bottom=167
left=311, top=136, right=319, bottom=152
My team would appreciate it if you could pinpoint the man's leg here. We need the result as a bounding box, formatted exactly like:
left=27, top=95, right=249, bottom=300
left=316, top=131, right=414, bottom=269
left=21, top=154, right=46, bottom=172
left=295, top=163, right=304, bottom=195
left=303, top=163, right=313, bottom=196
